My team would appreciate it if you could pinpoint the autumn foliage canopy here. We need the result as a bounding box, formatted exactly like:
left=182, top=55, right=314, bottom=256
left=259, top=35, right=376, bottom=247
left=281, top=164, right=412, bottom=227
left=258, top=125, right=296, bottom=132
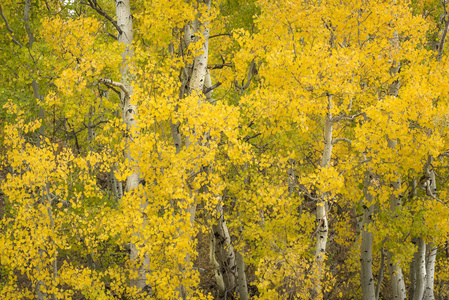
left=1, top=0, right=449, bottom=299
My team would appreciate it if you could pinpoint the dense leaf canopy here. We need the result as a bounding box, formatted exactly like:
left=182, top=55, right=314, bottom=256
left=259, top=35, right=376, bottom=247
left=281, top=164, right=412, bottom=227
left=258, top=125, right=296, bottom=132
left=1, top=0, right=449, bottom=299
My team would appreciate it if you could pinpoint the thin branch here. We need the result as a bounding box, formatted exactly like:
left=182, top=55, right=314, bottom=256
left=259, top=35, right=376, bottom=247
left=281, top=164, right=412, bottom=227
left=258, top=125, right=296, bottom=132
left=99, top=78, right=130, bottom=98
left=234, top=59, right=257, bottom=94
left=208, top=63, right=234, bottom=69
left=24, top=0, right=34, bottom=47
left=437, top=18, right=449, bottom=61
left=439, top=152, right=449, bottom=158
left=241, top=133, right=261, bottom=142
left=107, top=32, right=118, bottom=40
left=203, top=81, right=221, bottom=94
left=209, top=33, right=232, bottom=39
left=332, top=138, right=352, bottom=145
left=0, top=4, right=22, bottom=47
left=331, top=112, right=365, bottom=123
left=80, top=0, right=123, bottom=35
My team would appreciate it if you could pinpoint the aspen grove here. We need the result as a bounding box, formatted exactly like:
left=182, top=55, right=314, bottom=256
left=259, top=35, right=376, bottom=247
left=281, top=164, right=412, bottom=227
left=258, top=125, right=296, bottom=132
left=2, top=0, right=449, bottom=299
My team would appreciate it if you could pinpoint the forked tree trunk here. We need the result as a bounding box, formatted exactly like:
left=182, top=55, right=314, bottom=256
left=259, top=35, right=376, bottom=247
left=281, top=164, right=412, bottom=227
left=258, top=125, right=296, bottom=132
left=210, top=203, right=237, bottom=299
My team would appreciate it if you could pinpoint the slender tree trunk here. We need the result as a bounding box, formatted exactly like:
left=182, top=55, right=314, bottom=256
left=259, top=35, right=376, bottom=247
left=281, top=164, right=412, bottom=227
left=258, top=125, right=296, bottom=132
left=210, top=203, right=237, bottom=299
left=424, top=245, right=437, bottom=300
left=412, top=238, right=427, bottom=300
left=24, top=1, right=49, bottom=298
left=361, top=170, right=376, bottom=300
left=315, top=96, right=333, bottom=295
left=114, top=0, right=150, bottom=291
left=376, top=248, right=386, bottom=300
left=236, top=250, right=248, bottom=300
left=170, top=3, right=212, bottom=297
left=386, top=138, right=407, bottom=300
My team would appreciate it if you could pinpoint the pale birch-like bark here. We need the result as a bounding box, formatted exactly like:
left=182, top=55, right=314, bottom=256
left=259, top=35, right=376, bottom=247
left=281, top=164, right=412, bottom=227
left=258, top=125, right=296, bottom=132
left=421, top=157, right=437, bottom=300
left=361, top=170, right=376, bottom=300
left=210, top=203, right=237, bottom=299
left=423, top=245, right=437, bottom=300
left=376, top=248, right=386, bottom=300
left=236, top=250, right=248, bottom=300
left=409, top=180, right=418, bottom=299
left=412, top=238, right=427, bottom=300
left=387, top=254, right=407, bottom=300
left=314, top=96, right=332, bottom=295
left=384, top=30, right=406, bottom=299
left=170, top=2, right=215, bottom=298
left=386, top=139, right=407, bottom=300
left=114, top=0, right=150, bottom=291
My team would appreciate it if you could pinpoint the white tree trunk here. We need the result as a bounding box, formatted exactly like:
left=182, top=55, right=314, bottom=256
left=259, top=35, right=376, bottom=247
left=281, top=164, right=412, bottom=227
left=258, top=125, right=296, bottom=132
left=386, top=138, right=407, bottom=300
left=387, top=256, right=407, bottom=300
left=170, top=2, right=212, bottom=298
left=236, top=250, right=248, bottom=300
left=115, top=0, right=150, bottom=291
left=210, top=203, right=237, bottom=299
left=188, top=1, right=210, bottom=96
left=412, top=238, right=427, bottom=300
left=361, top=171, right=376, bottom=300
left=315, top=96, right=333, bottom=295
left=423, top=245, right=437, bottom=300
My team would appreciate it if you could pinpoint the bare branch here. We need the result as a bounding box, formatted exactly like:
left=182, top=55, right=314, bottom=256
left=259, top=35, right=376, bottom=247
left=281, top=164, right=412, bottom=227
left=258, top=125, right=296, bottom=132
left=209, top=33, right=232, bottom=39
left=108, top=32, right=118, bottom=40
left=437, top=0, right=449, bottom=60
left=241, top=133, right=261, bottom=142
left=99, top=78, right=130, bottom=98
left=80, top=0, right=123, bottom=36
left=208, top=63, right=234, bottom=69
left=332, top=138, right=352, bottom=145
left=234, top=59, right=257, bottom=94
left=24, top=0, right=34, bottom=47
left=331, top=112, right=365, bottom=123
left=0, top=5, right=22, bottom=47
left=439, top=152, right=449, bottom=158
left=437, top=20, right=449, bottom=61
left=203, top=81, right=222, bottom=94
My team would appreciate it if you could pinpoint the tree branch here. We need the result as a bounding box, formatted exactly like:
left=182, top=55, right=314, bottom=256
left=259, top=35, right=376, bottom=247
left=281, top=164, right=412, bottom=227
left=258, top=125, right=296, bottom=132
left=0, top=4, right=22, bottom=47
left=24, top=0, right=34, bottom=47
left=437, top=0, right=449, bottom=61
left=80, top=0, right=123, bottom=36
left=437, top=19, right=449, bottom=61
left=209, top=33, right=232, bottom=39
left=208, top=63, right=234, bottom=69
left=203, top=81, right=221, bottom=94
left=438, top=152, right=449, bottom=158
left=234, top=59, right=257, bottom=94
left=99, top=79, right=130, bottom=98
left=330, top=112, right=365, bottom=123
left=108, top=32, right=118, bottom=40
left=332, top=138, right=352, bottom=145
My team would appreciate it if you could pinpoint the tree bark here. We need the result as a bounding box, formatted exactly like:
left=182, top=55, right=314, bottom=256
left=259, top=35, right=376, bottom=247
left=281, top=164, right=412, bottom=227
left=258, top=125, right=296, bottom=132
left=386, top=138, right=407, bottom=300
left=412, top=238, right=427, bottom=300
left=114, top=0, right=150, bottom=291
left=423, top=245, right=437, bottom=300
left=236, top=250, right=248, bottom=300
left=210, top=203, right=237, bottom=299
left=314, top=96, right=333, bottom=296
left=361, top=170, right=376, bottom=300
